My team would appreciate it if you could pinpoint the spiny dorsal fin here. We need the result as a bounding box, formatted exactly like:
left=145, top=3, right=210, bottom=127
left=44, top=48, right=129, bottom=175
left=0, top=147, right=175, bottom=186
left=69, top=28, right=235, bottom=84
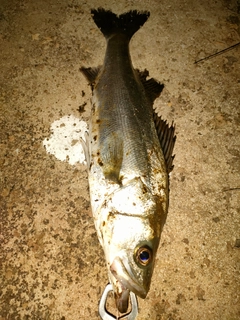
left=80, top=66, right=101, bottom=84
left=137, top=69, right=164, bottom=104
left=153, top=111, right=176, bottom=173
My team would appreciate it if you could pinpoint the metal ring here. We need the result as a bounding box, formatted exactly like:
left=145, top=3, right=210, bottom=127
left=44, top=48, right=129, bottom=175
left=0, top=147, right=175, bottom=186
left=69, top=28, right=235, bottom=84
left=99, top=283, right=138, bottom=320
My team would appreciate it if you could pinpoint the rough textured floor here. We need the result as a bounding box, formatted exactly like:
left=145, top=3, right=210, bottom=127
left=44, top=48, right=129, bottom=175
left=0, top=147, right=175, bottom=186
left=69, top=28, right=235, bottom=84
left=1, top=0, right=240, bottom=319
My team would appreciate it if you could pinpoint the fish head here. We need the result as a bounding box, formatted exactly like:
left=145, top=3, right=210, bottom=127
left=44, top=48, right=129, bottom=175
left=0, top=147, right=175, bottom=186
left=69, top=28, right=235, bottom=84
left=108, top=222, right=159, bottom=313
left=99, top=178, right=167, bottom=313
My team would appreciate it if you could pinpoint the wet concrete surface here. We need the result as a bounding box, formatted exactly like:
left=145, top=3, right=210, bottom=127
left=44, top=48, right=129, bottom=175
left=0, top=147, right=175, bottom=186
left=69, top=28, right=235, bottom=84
left=0, top=0, right=240, bottom=319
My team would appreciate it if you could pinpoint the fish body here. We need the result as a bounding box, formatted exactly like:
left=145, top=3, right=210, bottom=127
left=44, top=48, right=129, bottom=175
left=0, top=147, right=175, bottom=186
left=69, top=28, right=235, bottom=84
left=81, top=8, right=175, bottom=313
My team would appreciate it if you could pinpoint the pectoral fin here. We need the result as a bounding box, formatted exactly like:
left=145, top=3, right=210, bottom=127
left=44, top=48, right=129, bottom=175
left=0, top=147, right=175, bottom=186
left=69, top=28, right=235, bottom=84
left=100, top=132, right=123, bottom=184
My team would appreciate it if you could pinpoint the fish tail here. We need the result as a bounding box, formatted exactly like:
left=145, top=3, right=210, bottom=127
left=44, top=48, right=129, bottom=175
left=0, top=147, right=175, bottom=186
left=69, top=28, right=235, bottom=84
left=91, top=8, right=150, bottom=39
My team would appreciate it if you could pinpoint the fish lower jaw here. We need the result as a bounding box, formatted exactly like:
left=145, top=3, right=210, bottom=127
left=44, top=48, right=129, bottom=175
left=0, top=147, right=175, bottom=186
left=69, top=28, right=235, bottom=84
left=113, top=280, right=130, bottom=314
left=108, top=264, right=147, bottom=314
left=110, top=256, right=148, bottom=299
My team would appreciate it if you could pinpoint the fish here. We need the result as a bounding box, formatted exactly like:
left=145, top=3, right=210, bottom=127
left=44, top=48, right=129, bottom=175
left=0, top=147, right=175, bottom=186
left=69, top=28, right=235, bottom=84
left=80, top=8, right=175, bottom=314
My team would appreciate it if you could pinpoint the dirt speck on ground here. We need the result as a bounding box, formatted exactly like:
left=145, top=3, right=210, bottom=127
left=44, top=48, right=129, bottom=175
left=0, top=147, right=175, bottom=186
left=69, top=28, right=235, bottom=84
left=1, top=0, right=240, bottom=319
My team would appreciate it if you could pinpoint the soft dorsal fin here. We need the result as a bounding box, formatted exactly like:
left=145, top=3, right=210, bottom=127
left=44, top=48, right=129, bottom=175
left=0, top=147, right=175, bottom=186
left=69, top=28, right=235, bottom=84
left=153, top=111, right=176, bottom=173
left=136, top=69, right=164, bottom=104
left=80, top=66, right=101, bottom=84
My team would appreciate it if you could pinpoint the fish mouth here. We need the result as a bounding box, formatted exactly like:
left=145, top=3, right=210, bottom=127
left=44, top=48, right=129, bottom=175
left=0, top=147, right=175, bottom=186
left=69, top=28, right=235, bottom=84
left=110, top=256, right=148, bottom=312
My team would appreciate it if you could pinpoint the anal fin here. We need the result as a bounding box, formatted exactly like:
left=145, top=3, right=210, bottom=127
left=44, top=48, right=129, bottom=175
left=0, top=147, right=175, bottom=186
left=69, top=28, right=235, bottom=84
left=80, top=66, right=101, bottom=84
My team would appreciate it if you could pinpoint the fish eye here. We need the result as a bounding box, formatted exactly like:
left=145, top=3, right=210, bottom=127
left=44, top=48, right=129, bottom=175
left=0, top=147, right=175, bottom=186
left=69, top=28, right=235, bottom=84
left=135, top=246, right=152, bottom=266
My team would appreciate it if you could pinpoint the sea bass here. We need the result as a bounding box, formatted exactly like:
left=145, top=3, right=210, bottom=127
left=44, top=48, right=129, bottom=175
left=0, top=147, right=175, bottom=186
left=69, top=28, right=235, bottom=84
left=80, top=8, right=175, bottom=313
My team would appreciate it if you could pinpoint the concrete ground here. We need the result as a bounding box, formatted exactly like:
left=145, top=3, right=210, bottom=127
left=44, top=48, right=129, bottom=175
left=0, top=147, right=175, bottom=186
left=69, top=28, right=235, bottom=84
left=0, top=0, right=239, bottom=319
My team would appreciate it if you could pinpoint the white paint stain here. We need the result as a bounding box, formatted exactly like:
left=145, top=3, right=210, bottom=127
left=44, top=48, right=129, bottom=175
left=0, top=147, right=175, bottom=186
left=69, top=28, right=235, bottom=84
left=43, top=115, right=88, bottom=165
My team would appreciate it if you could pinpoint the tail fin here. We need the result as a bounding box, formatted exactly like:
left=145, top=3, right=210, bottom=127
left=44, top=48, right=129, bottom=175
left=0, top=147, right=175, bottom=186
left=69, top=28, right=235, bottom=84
left=91, top=8, right=150, bottom=39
